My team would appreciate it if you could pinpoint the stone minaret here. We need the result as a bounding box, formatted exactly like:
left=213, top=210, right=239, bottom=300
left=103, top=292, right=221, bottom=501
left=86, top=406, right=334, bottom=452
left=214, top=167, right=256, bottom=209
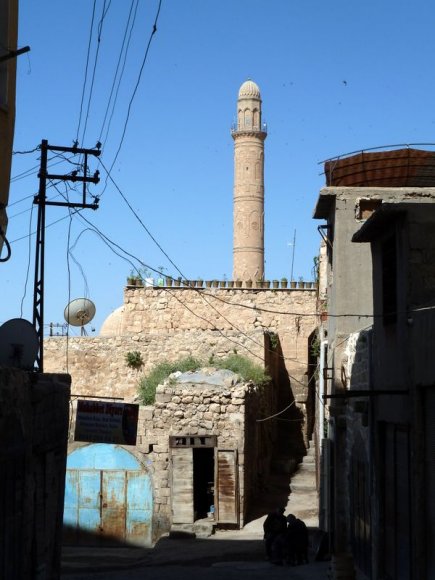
left=232, top=79, right=267, bottom=282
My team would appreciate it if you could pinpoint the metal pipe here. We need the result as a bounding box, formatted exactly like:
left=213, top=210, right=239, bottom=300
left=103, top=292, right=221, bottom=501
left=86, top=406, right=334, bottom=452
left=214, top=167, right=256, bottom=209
left=319, top=339, right=328, bottom=443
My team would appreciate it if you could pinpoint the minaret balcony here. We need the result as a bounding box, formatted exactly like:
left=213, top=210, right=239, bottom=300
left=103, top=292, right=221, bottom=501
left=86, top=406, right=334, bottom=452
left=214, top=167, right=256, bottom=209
left=231, top=122, right=267, bottom=136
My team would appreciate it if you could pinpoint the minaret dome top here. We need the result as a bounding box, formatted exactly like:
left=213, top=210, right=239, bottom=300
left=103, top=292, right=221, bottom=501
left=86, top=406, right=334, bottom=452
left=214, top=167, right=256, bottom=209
left=238, top=79, right=261, bottom=99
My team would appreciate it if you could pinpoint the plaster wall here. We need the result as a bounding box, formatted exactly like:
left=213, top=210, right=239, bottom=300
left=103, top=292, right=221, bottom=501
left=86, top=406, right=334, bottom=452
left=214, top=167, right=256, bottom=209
left=314, top=186, right=435, bottom=555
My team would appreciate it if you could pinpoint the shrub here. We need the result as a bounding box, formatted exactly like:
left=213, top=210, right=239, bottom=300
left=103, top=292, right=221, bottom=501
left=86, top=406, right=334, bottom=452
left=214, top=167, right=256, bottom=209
left=137, top=354, right=269, bottom=405
left=213, top=354, right=270, bottom=386
left=125, top=350, right=143, bottom=368
left=138, top=356, right=202, bottom=404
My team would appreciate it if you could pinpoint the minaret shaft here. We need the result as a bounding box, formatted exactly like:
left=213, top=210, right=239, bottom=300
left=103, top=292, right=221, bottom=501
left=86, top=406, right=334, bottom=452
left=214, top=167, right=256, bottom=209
left=232, top=81, right=267, bottom=282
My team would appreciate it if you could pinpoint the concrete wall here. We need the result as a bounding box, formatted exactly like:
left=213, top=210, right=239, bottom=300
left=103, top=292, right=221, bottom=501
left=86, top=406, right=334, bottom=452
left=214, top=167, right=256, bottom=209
left=313, top=187, right=435, bottom=557
left=316, top=186, right=435, bottom=339
left=366, top=205, right=435, bottom=579
left=0, top=369, right=70, bottom=579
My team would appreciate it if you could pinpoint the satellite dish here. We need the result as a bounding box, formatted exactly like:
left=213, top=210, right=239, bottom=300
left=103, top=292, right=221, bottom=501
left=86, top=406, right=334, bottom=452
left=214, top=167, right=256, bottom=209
left=64, top=298, right=96, bottom=333
left=0, top=318, right=39, bottom=370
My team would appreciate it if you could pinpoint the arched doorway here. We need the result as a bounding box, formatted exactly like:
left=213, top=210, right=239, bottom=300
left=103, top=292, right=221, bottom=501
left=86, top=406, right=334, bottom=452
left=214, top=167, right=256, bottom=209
left=63, top=444, right=152, bottom=546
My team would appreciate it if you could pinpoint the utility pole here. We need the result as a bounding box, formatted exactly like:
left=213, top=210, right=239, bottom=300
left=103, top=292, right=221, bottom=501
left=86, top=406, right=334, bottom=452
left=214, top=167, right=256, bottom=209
left=33, top=139, right=100, bottom=372
left=288, top=229, right=296, bottom=282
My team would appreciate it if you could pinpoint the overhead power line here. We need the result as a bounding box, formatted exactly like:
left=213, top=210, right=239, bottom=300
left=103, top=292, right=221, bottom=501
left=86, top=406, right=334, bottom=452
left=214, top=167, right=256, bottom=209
left=102, top=0, right=162, bottom=192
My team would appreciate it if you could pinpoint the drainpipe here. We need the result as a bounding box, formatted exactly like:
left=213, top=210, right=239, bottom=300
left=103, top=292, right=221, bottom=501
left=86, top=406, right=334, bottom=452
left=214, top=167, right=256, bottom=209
left=319, top=338, right=329, bottom=533
left=319, top=339, right=328, bottom=443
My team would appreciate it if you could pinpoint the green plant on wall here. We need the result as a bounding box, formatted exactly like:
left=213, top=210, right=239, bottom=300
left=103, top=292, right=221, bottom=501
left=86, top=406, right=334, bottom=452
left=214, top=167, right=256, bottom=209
left=310, top=334, right=321, bottom=358
left=137, top=354, right=270, bottom=405
left=125, top=351, right=144, bottom=369
left=138, top=356, right=203, bottom=405
left=267, top=331, right=279, bottom=351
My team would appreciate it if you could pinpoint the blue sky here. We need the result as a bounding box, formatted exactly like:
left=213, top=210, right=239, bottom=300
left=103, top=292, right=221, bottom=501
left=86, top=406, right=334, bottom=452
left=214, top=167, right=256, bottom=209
left=3, top=0, right=435, bottom=334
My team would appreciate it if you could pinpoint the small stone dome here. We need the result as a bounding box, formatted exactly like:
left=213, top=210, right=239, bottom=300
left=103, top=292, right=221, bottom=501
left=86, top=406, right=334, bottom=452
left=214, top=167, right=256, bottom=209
left=100, top=305, right=125, bottom=336
left=238, top=79, right=261, bottom=99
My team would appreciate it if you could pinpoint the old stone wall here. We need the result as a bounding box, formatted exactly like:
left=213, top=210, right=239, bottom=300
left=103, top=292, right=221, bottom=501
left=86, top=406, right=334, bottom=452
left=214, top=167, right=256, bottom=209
left=44, top=287, right=317, bottom=406
left=135, top=369, right=275, bottom=534
left=0, top=369, right=71, bottom=579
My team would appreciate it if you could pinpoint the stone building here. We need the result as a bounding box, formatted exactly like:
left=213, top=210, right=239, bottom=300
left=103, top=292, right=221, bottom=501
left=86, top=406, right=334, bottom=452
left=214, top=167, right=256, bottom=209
left=139, top=367, right=277, bottom=537
left=231, top=79, right=267, bottom=281
left=313, top=147, right=435, bottom=578
left=44, top=80, right=318, bottom=544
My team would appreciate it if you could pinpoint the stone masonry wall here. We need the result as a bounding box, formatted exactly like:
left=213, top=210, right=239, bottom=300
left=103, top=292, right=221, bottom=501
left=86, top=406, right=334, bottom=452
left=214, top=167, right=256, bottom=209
left=0, top=369, right=71, bottom=579
left=44, top=287, right=317, bottom=405
left=136, top=369, right=275, bottom=534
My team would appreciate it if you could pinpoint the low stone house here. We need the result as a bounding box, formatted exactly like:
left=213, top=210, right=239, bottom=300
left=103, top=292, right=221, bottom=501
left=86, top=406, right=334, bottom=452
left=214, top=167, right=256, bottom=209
left=138, top=367, right=276, bottom=537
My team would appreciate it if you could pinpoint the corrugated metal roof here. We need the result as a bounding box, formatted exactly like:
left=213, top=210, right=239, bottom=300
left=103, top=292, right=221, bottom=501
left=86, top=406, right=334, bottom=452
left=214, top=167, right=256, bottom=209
left=324, top=148, right=435, bottom=187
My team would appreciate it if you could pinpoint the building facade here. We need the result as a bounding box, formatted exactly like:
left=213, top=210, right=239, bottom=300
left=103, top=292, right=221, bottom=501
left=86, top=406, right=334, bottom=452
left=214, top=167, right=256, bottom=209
left=313, top=148, right=435, bottom=578
left=352, top=202, right=435, bottom=580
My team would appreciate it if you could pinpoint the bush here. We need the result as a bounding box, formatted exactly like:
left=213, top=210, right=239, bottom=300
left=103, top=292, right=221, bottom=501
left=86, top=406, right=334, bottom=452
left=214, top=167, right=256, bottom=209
left=214, top=354, right=270, bottom=386
left=125, top=350, right=143, bottom=368
left=137, top=354, right=269, bottom=405
left=138, top=356, right=203, bottom=404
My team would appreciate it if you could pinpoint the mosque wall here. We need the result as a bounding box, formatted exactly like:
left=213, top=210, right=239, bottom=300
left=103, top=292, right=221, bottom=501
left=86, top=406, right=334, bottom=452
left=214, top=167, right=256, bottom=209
left=44, top=287, right=318, bottom=405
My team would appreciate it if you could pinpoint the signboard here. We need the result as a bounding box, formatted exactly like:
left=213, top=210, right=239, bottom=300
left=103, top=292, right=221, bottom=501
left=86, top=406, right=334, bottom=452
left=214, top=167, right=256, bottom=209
left=74, top=400, right=139, bottom=445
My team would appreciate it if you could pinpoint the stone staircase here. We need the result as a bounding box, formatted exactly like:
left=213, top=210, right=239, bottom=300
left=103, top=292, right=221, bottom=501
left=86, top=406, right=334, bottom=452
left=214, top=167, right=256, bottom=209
left=285, top=439, right=318, bottom=527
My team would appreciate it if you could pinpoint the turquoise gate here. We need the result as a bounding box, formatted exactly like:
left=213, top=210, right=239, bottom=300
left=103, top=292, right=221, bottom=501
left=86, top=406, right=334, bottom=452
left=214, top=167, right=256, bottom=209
left=63, top=444, right=153, bottom=546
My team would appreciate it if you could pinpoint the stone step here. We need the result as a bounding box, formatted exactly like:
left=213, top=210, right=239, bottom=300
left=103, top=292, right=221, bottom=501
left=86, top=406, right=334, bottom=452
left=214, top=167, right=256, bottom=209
left=296, top=462, right=316, bottom=473
left=291, top=482, right=316, bottom=493
left=193, top=518, right=216, bottom=538
left=170, top=518, right=216, bottom=539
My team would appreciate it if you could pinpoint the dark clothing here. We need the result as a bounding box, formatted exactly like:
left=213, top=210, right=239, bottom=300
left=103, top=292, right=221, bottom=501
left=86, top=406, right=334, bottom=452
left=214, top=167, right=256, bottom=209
left=263, top=511, right=287, bottom=560
left=286, top=517, right=309, bottom=565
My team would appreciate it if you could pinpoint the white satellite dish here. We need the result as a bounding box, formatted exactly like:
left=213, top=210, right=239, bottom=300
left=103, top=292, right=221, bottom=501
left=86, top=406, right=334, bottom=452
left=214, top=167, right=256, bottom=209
left=64, top=298, right=96, bottom=333
left=0, top=318, right=39, bottom=370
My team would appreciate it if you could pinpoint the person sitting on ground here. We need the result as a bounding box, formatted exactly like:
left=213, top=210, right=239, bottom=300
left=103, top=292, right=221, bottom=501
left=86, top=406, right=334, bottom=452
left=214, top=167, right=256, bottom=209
left=285, top=514, right=309, bottom=565
left=263, top=507, right=287, bottom=561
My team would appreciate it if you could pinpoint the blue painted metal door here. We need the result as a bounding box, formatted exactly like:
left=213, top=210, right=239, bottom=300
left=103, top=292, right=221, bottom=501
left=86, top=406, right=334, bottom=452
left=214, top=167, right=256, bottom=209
left=78, top=471, right=101, bottom=535
left=101, top=471, right=126, bottom=540
left=126, top=471, right=153, bottom=544
left=63, top=444, right=152, bottom=546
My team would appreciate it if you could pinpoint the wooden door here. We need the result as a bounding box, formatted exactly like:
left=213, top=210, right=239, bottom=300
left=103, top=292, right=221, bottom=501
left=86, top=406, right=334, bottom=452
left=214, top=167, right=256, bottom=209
left=215, top=449, right=238, bottom=524
left=171, top=447, right=194, bottom=524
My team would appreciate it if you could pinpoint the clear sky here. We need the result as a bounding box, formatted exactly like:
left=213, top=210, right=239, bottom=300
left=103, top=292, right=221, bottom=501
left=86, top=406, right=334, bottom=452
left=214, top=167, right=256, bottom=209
left=2, top=0, right=435, bottom=334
